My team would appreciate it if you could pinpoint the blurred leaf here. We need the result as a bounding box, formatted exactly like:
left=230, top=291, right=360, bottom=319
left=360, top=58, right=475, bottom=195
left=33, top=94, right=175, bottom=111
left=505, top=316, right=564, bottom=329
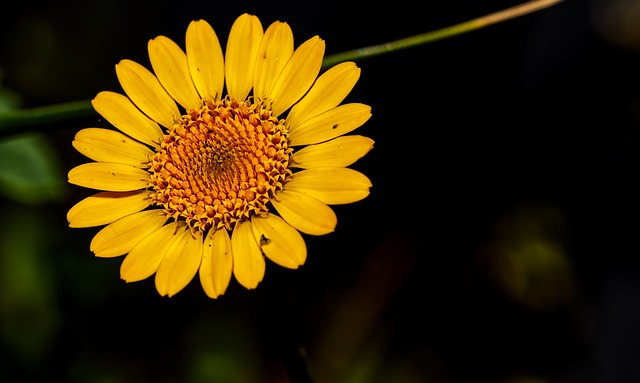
left=0, top=71, right=67, bottom=204
left=0, top=86, right=22, bottom=113
left=0, top=132, right=67, bottom=204
left=0, top=67, right=23, bottom=113
left=479, top=204, right=575, bottom=311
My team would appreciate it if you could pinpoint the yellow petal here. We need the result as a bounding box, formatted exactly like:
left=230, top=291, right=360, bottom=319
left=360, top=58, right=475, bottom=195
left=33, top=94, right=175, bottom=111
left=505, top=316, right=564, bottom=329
left=225, top=13, right=263, bottom=101
left=186, top=19, right=224, bottom=102
left=288, top=103, right=372, bottom=146
left=90, top=209, right=168, bottom=258
left=148, top=36, right=202, bottom=111
left=285, top=167, right=371, bottom=205
left=155, top=228, right=203, bottom=297
left=120, top=223, right=177, bottom=282
left=270, top=36, right=325, bottom=117
left=199, top=228, right=233, bottom=299
left=290, top=135, right=374, bottom=169
left=253, top=21, right=293, bottom=102
left=115, top=59, right=180, bottom=129
left=271, top=190, right=336, bottom=235
left=68, top=162, right=149, bottom=191
left=286, top=61, right=360, bottom=128
left=72, top=128, right=154, bottom=167
left=251, top=214, right=306, bottom=269
left=91, top=91, right=164, bottom=148
left=67, top=190, right=151, bottom=228
left=231, top=220, right=265, bottom=289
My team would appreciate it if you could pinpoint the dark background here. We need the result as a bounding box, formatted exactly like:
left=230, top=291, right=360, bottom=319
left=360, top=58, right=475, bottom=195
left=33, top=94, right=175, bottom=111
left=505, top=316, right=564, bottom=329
left=2, top=0, right=640, bottom=382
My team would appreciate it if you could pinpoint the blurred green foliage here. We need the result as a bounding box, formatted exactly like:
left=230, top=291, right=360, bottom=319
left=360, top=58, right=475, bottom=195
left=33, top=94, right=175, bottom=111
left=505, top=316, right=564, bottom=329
left=0, top=133, right=67, bottom=204
left=0, top=76, right=67, bottom=205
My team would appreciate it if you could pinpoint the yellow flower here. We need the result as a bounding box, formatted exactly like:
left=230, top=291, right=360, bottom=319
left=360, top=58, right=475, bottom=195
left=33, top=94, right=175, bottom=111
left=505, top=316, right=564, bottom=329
left=67, top=13, right=373, bottom=298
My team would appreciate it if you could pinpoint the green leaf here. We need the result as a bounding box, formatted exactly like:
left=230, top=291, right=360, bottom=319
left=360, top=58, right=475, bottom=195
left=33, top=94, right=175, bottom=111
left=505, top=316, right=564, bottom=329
left=0, top=132, right=68, bottom=204
left=0, top=72, right=68, bottom=204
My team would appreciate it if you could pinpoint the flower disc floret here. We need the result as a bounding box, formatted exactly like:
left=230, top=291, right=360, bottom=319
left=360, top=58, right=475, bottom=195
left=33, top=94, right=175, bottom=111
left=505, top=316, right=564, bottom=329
left=149, top=96, right=292, bottom=232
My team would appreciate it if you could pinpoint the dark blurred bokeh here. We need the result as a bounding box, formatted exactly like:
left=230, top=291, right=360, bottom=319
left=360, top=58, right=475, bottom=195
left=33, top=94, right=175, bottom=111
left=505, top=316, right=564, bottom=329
left=2, top=0, right=640, bottom=382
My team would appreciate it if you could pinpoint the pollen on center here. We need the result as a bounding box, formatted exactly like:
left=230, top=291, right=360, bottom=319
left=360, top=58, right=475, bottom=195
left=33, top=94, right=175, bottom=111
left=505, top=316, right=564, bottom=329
left=148, top=97, right=292, bottom=232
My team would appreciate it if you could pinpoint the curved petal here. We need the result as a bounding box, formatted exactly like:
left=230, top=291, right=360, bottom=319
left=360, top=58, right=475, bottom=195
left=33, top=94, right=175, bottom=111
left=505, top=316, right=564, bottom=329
left=231, top=220, right=265, bottom=289
left=120, top=223, right=178, bottom=282
left=270, top=36, right=325, bottom=117
left=199, top=228, right=233, bottom=299
left=148, top=35, right=202, bottom=111
left=90, top=209, right=168, bottom=258
left=288, top=103, right=372, bottom=146
left=290, top=135, right=374, bottom=169
left=285, top=167, right=371, bottom=205
left=72, top=128, right=154, bottom=167
left=286, top=61, right=360, bottom=128
left=91, top=91, right=164, bottom=148
left=115, top=59, right=180, bottom=129
left=155, top=228, right=203, bottom=297
left=68, top=162, right=149, bottom=191
left=186, top=19, right=225, bottom=102
left=225, top=13, right=263, bottom=101
left=253, top=21, right=293, bottom=102
left=251, top=214, right=306, bottom=269
left=67, top=190, right=152, bottom=228
left=271, top=190, right=336, bottom=235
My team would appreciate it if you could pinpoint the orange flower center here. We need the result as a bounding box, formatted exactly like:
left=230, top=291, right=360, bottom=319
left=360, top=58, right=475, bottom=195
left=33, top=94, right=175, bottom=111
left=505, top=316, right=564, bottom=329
left=148, top=97, right=292, bottom=232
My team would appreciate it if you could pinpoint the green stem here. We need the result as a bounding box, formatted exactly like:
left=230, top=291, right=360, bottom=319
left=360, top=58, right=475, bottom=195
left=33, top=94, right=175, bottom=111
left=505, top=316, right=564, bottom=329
left=0, top=0, right=562, bottom=137
left=0, top=100, right=94, bottom=138
left=322, top=0, right=562, bottom=68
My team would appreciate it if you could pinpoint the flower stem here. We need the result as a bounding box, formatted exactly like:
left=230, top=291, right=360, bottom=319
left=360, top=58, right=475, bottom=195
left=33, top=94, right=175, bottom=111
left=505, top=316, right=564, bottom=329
left=321, top=0, right=563, bottom=68
left=0, top=0, right=562, bottom=137
left=0, top=99, right=94, bottom=138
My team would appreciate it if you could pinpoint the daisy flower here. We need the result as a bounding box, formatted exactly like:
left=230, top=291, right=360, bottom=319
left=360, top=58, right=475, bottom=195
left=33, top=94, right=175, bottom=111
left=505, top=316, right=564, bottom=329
left=67, top=13, right=373, bottom=298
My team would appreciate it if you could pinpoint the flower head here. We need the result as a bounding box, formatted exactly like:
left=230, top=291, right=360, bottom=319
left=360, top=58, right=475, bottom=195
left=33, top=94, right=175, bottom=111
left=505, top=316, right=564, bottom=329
left=67, top=13, right=373, bottom=298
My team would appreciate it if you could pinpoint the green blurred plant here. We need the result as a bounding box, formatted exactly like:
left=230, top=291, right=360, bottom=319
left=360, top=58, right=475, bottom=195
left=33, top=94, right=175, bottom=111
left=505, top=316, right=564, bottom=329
left=0, top=72, right=67, bottom=205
